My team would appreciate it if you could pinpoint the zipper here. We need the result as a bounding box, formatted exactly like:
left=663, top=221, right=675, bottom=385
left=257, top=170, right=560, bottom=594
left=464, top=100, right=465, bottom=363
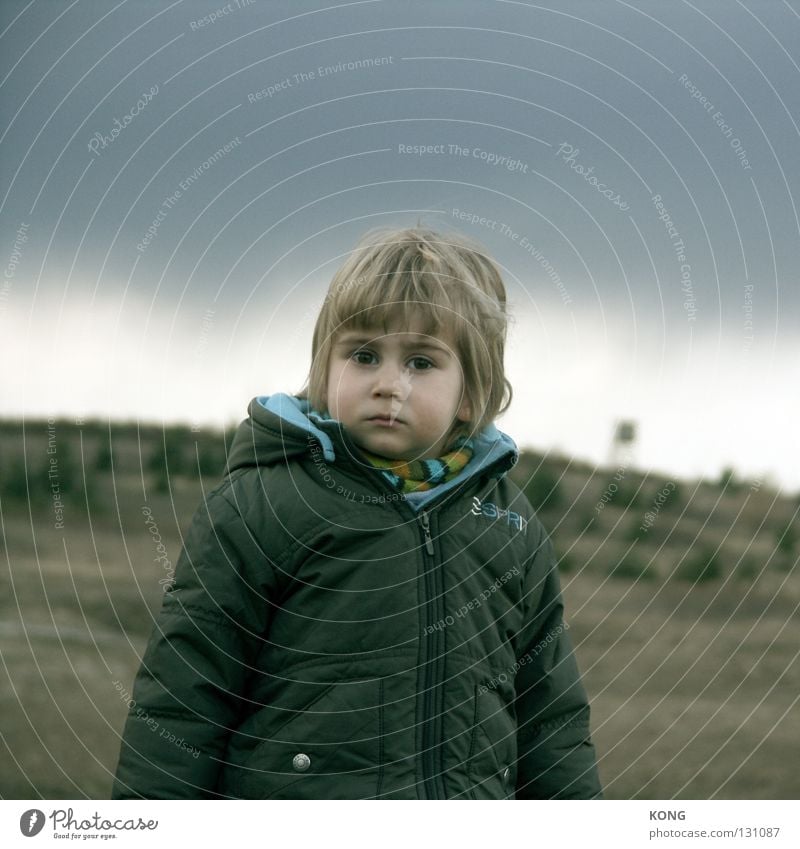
left=418, top=508, right=444, bottom=800
left=345, top=462, right=514, bottom=800
left=320, top=429, right=517, bottom=799
left=419, top=509, right=434, bottom=555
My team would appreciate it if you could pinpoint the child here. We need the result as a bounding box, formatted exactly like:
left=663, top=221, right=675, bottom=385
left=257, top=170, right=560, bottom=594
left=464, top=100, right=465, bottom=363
left=111, top=226, right=602, bottom=799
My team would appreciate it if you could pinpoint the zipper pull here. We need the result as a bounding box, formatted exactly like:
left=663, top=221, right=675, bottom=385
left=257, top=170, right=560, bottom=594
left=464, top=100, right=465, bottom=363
left=419, top=510, right=434, bottom=556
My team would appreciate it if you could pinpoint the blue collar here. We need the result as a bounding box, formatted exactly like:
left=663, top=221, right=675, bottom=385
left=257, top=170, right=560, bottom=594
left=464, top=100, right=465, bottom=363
left=255, top=393, right=518, bottom=511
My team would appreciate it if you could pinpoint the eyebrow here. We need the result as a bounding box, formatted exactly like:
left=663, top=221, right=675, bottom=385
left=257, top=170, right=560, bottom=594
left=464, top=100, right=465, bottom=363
left=336, top=334, right=452, bottom=356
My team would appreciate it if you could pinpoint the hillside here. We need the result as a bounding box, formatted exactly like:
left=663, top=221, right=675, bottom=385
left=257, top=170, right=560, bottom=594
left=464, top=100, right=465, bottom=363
left=1, top=417, right=798, bottom=798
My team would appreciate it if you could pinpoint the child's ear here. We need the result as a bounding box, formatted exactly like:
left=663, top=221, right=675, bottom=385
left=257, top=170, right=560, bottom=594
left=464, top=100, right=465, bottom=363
left=456, top=395, right=472, bottom=423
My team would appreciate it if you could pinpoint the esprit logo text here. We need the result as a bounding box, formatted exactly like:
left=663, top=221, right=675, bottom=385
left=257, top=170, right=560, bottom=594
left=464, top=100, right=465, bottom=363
left=471, top=496, right=528, bottom=532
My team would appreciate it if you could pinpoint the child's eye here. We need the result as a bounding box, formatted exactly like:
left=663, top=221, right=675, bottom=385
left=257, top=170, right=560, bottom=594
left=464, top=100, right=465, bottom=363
left=409, top=356, right=434, bottom=370
left=351, top=349, right=376, bottom=365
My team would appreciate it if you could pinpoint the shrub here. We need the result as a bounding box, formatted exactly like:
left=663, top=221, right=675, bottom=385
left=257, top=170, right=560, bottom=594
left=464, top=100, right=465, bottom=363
left=660, top=481, right=684, bottom=511
left=775, top=522, right=797, bottom=556
left=717, top=466, right=740, bottom=494
left=0, top=456, right=32, bottom=501
left=625, top=518, right=644, bottom=543
left=95, top=441, right=113, bottom=472
left=524, top=464, right=563, bottom=513
left=604, top=479, right=640, bottom=509
left=575, top=508, right=596, bottom=534
left=45, top=438, right=78, bottom=495
left=80, top=469, right=107, bottom=514
left=677, top=546, right=722, bottom=582
left=148, top=459, right=170, bottom=494
left=147, top=428, right=190, bottom=485
left=609, top=551, right=653, bottom=581
left=192, top=436, right=229, bottom=479
left=735, top=557, right=759, bottom=581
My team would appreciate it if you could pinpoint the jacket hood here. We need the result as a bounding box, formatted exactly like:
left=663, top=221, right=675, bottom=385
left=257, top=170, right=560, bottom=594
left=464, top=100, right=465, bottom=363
left=226, top=394, right=339, bottom=469
left=226, top=393, right=519, bottom=509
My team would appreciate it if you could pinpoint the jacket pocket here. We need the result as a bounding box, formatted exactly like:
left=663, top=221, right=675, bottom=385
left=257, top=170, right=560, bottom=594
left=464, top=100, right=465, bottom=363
left=235, top=678, right=384, bottom=799
left=466, top=684, right=518, bottom=799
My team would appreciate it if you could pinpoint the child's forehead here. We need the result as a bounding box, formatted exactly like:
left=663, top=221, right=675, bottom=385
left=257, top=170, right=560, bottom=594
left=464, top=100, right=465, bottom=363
left=335, top=316, right=458, bottom=347
left=337, top=308, right=456, bottom=341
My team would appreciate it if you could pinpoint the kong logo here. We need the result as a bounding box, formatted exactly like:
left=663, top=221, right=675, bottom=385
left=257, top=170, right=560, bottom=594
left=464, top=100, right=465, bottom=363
left=20, top=809, right=46, bottom=837
left=471, top=496, right=528, bottom=532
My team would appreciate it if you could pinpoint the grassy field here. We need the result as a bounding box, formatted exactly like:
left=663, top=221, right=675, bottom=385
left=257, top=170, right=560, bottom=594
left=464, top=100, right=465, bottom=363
left=1, top=419, right=797, bottom=799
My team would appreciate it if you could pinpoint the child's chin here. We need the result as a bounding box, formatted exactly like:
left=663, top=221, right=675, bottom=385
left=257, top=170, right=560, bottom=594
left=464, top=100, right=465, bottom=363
left=356, top=439, right=408, bottom=461
left=365, top=447, right=405, bottom=461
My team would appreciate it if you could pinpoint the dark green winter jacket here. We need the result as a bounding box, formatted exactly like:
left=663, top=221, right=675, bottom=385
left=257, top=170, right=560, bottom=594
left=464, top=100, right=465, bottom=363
left=111, top=395, right=602, bottom=799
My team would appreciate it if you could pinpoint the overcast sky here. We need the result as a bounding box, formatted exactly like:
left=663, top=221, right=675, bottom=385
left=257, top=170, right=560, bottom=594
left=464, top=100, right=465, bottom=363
left=1, top=0, right=798, bottom=489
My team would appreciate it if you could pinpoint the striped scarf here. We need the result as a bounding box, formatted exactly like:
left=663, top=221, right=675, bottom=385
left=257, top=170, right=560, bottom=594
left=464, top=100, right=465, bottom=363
left=358, top=436, right=475, bottom=493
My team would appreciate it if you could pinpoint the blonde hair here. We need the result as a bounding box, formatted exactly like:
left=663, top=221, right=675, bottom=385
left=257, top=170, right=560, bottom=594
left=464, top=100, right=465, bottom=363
left=298, top=226, right=513, bottom=438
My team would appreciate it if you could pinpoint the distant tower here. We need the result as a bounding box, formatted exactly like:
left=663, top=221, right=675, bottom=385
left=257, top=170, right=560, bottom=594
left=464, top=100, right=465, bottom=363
left=608, top=420, right=637, bottom=468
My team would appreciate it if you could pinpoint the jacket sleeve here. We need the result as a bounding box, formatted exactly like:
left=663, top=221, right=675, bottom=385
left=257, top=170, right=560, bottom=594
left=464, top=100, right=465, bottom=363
left=513, top=525, right=603, bottom=799
left=111, top=487, right=276, bottom=799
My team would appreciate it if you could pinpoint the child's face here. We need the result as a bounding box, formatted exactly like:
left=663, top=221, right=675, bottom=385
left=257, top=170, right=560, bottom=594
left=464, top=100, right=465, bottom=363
left=326, top=315, right=471, bottom=460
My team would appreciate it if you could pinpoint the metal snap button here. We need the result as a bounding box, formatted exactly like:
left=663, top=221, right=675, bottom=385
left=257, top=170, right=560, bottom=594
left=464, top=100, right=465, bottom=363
left=292, top=753, right=311, bottom=772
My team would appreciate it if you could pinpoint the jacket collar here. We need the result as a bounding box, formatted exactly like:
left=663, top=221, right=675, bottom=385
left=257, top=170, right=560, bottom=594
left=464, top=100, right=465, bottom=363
left=227, top=393, right=518, bottom=511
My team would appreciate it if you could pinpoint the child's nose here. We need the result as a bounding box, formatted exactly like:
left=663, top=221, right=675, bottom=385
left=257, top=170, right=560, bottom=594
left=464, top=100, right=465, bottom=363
left=373, top=361, right=407, bottom=396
